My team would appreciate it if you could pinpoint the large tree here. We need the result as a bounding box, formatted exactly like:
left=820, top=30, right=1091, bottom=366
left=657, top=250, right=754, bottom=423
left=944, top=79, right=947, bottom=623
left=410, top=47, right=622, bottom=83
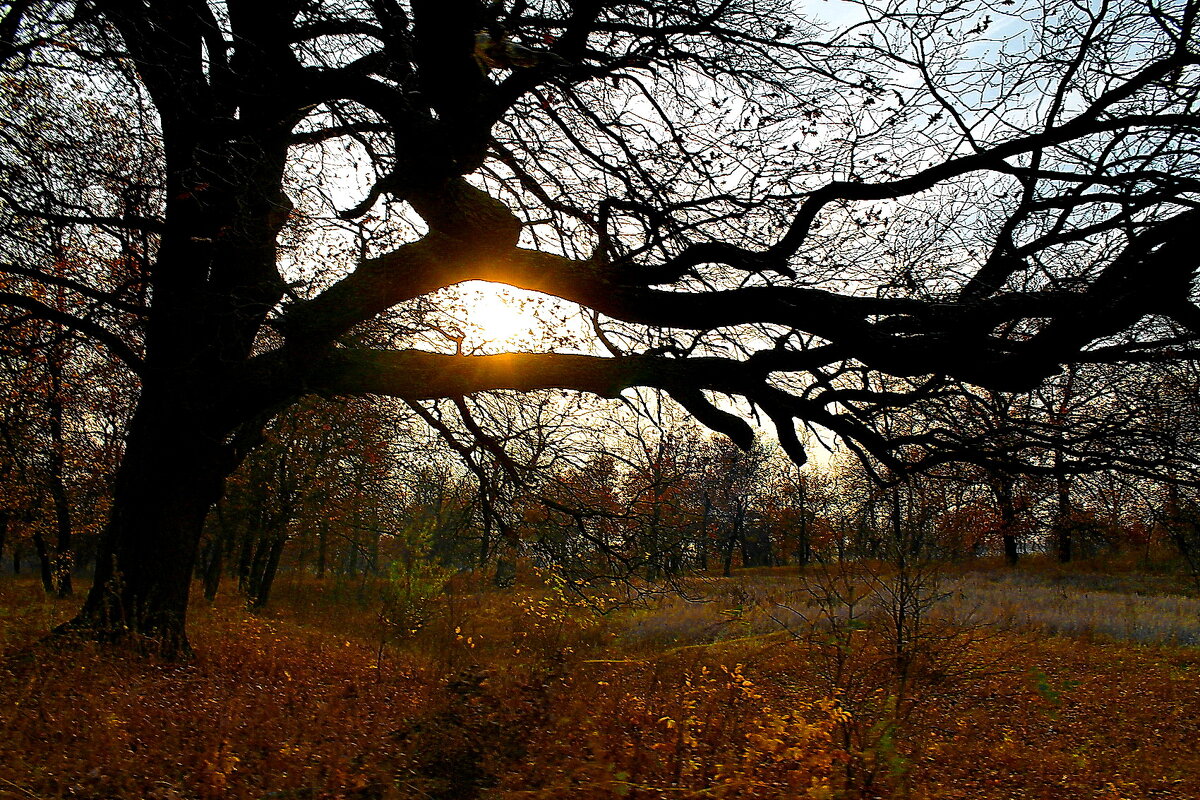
left=1, top=0, right=1198, bottom=654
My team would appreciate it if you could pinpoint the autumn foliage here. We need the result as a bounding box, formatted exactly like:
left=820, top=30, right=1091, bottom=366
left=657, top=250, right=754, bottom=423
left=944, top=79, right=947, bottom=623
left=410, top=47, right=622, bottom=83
left=2, top=558, right=1199, bottom=800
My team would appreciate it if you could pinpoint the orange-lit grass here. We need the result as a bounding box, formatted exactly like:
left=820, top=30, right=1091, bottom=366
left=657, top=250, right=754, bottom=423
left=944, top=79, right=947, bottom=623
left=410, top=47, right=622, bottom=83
left=907, top=633, right=1200, bottom=800
left=1, top=568, right=1198, bottom=800
left=487, top=652, right=841, bottom=798
left=0, top=585, right=433, bottom=799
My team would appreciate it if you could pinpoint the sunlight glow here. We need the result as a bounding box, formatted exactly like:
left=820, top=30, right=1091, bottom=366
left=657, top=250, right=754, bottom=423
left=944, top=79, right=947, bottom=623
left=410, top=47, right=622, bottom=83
left=460, top=281, right=539, bottom=349
left=468, top=284, right=527, bottom=344
left=433, top=280, right=590, bottom=355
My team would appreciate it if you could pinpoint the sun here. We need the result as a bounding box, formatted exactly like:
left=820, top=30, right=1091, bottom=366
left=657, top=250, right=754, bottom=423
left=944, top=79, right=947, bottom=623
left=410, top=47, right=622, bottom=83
left=470, top=285, right=524, bottom=341
left=441, top=280, right=587, bottom=353
left=461, top=281, right=535, bottom=348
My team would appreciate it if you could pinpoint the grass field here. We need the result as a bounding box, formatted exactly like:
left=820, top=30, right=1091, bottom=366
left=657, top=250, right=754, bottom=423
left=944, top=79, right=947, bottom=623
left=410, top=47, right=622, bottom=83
left=1, top=558, right=1198, bottom=799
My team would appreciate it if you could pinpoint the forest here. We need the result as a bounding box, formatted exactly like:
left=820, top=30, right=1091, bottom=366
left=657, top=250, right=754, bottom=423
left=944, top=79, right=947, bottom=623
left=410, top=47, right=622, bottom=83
left=1, top=0, right=1199, bottom=797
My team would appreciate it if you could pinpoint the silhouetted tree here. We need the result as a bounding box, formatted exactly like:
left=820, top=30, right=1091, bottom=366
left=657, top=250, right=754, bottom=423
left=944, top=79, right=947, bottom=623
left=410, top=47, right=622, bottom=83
left=2, top=0, right=1199, bottom=653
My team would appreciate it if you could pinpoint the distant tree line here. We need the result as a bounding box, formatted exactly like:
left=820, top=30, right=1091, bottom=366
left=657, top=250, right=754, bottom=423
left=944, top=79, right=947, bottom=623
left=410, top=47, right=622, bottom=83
left=7, top=355, right=1199, bottom=606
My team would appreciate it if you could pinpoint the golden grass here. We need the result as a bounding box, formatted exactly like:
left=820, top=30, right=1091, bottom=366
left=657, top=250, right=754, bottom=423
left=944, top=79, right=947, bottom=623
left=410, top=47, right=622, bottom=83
left=945, top=573, right=1200, bottom=645
left=0, top=562, right=1197, bottom=800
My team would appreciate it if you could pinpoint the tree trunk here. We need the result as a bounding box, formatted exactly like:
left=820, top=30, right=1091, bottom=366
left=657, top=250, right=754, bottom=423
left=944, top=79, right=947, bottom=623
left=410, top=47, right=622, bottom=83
left=1054, top=454, right=1072, bottom=563
left=251, top=534, right=287, bottom=608
left=47, top=388, right=73, bottom=597
left=202, top=533, right=223, bottom=602
left=890, top=482, right=906, bottom=568
left=316, top=520, right=328, bottom=579
left=795, top=485, right=811, bottom=568
left=60, top=399, right=233, bottom=657
left=1002, top=524, right=1019, bottom=566
left=493, top=554, right=516, bottom=588
left=476, top=506, right=491, bottom=569
left=32, top=527, right=54, bottom=593
left=367, top=529, right=380, bottom=574
left=721, top=532, right=736, bottom=577
left=237, top=525, right=255, bottom=592
left=995, top=474, right=1020, bottom=566
left=247, top=531, right=270, bottom=601
left=740, top=522, right=771, bottom=568
left=1052, top=367, right=1076, bottom=564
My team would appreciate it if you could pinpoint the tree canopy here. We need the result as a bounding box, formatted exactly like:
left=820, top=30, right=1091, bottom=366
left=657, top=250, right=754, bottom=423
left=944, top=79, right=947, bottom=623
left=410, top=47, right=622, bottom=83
left=1, top=0, right=1198, bottom=652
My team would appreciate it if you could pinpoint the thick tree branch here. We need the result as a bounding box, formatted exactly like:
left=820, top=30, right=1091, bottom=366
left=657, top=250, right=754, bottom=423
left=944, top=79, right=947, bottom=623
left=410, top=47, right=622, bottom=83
left=301, top=347, right=907, bottom=469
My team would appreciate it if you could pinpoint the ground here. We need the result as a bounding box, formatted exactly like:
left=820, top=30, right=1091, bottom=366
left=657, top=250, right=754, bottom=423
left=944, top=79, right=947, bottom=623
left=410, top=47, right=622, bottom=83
left=1, top=557, right=1198, bottom=799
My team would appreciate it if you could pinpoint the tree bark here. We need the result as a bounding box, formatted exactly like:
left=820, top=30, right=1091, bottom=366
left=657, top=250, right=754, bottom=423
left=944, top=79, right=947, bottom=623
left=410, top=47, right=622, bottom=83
left=890, top=482, right=906, bottom=568
left=1051, top=367, right=1076, bottom=564
left=316, top=520, right=328, bottom=579
left=721, top=532, right=736, bottom=577
left=995, top=474, right=1020, bottom=566
left=1054, top=454, right=1073, bottom=563
left=60, top=396, right=233, bottom=656
left=795, top=482, right=811, bottom=568
left=247, top=531, right=270, bottom=601
left=697, top=495, right=711, bottom=571
left=47, top=379, right=73, bottom=597
left=740, top=522, right=772, bottom=568
left=237, top=528, right=254, bottom=592
left=250, top=534, right=287, bottom=609
left=202, top=532, right=223, bottom=602
left=32, top=527, right=53, bottom=593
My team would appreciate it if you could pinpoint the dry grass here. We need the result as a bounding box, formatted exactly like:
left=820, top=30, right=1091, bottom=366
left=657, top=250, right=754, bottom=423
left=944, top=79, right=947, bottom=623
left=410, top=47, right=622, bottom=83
left=1, top=586, right=434, bottom=799
left=0, top=561, right=1199, bottom=799
left=946, top=571, right=1200, bottom=645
